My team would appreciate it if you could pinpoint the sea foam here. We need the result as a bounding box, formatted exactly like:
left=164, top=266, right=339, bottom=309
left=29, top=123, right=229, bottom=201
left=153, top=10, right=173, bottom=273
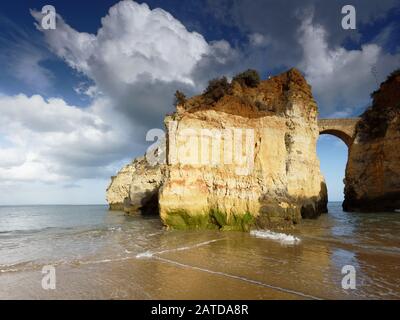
left=250, top=230, right=300, bottom=245
left=136, top=251, right=154, bottom=259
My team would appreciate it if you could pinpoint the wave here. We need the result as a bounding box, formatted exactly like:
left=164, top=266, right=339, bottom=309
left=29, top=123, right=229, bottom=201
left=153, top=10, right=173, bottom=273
left=0, top=227, right=53, bottom=235
left=0, top=224, right=126, bottom=239
left=299, top=234, right=400, bottom=256
left=136, top=251, right=154, bottom=259
left=0, top=267, right=20, bottom=273
left=136, top=238, right=225, bottom=259
left=0, top=254, right=137, bottom=274
left=250, top=230, right=301, bottom=245
left=0, top=226, right=75, bottom=237
left=77, top=256, right=132, bottom=265
left=0, top=260, right=42, bottom=274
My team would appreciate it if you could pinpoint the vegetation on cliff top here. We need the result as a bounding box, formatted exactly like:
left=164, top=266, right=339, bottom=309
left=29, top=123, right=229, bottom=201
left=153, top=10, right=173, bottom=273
left=175, top=69, right=262, bottom=108
left=174, top=90, right=186, bottom=106
left=173, top=68, right=314, bottom=118
left=203, top=76, right=232, bottom=104
left=201, top=69, right=261, bottom=104
left=232, top=69, right=261, bottom=88
left=358, top=68, right=400, bottom=141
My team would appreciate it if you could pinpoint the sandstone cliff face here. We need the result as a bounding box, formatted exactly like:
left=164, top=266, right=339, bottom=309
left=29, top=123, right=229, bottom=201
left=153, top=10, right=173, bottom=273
left=106, top=162, right=136, bottom=211
left=159, top=69, right=327, bottom=230
left=106, top=144, right=164, bottom=214
left=344, top=70, right=400, bottom=212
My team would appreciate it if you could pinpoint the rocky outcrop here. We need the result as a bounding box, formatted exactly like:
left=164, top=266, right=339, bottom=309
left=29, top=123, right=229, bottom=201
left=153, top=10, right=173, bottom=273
left=107, top=68, right=328, bottom=229
left=106, top=162, right=136, bottom=211
left=106, top=144, right=164, bottom=214
left=159, top=68, right=327, bottom=230
left=343, top=70, right=400, bottom=212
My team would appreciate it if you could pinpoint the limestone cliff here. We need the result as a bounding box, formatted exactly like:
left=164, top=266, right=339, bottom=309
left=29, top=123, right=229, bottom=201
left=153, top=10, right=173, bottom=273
left=159, top=68, right=327, bottom=230
left=106, top=162, right=136, bottom=211
left=343, top=70, right=400, bottom=212
left=106, top=144, right=164, bottom=214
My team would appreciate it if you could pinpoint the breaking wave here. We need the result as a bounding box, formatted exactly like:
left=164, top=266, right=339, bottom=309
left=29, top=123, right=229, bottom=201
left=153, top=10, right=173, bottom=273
left=250, top=230, right=300, bottom=245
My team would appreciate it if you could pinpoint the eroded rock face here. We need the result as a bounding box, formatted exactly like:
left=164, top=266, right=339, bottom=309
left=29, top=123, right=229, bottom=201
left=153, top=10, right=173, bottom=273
left=106, top=144, right=164, bottom=214
left=159, top=68, right=327, bottom=230
left=344, top=71, right=400, bottom=212
left=106, top=162, right=136, bottom=211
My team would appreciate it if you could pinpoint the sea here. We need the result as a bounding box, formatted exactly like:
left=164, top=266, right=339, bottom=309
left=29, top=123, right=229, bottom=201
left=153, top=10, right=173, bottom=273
left=0, top=203, right=399, bottom=299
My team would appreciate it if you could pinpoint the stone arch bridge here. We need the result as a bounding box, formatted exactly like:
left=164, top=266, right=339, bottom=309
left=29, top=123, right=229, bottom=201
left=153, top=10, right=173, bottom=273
left=318, top=118, right=360, bottom=146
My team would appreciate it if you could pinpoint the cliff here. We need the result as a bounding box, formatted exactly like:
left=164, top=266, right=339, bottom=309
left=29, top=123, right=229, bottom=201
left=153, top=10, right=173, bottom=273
left=159, top=68, right=327, bottom=230
left=343, top=70, right=400, bottom=212
left=106, top=144, right=164, bottom=214
left=106, top=161, right=136, bottom=211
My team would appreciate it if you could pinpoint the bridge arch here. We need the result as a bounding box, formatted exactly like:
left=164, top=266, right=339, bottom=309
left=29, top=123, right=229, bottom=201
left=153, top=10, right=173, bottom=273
left=319, top=129, right=353, bottom=147
left=318, top=118, right=360, bottom=147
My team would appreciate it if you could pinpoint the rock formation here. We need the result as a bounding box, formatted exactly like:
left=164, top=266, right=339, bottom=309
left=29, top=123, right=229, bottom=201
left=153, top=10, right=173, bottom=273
left=159, top=68, right=327, bottom=230
left=106, top=161, right=136, bottom=211
left=107, top=68, right=328, bottom=229
left=106, top=143, right=164, bottom=214
left=343, top=70, right=400, bottom=212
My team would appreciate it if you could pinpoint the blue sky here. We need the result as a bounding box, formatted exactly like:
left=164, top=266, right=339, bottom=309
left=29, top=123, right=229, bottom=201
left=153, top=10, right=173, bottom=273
left=0, top=0, right=399, bottom=204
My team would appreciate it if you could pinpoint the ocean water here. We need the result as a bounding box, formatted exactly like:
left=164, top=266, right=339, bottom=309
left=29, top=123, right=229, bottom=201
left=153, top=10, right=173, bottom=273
left=0, top=203, right=400, bottom=299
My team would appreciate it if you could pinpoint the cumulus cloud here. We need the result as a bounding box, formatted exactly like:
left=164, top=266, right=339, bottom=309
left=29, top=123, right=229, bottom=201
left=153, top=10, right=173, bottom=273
left=298, top=14, right=400, bottom=116
left=30, top=0, right=224, bottom=134
left=0, top=94, right=132, bottom=183
left=1, top=0, right=232, bottom=192
left=33, top=1, right=209, bottom=85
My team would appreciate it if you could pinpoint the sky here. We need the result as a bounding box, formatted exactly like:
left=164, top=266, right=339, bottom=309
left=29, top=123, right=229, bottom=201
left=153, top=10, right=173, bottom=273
left=0, top=0, right=399, bottom=204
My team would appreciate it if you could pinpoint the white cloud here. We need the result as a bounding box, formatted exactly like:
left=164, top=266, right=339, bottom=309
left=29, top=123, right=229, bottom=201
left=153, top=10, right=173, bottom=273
left=0, top=94, right=133, bottom=184
left=32, top=0, right=209, bottom=86
left=0, top=94, right=102, bottom=133
left=1, top=1, right=223, bottom=196
left=30, top=0, right=225, bottom=135
left=0, top=148, right=27, bottom=168
left=298, top=15, right=400, bottom=116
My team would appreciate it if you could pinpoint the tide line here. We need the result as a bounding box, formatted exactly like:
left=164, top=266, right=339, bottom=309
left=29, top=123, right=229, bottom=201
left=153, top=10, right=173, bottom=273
left=154, top=255, right=323, bottom=300
left=136, top=238, right=225, bottom=258
left=135, top=238, right=322, bottom=300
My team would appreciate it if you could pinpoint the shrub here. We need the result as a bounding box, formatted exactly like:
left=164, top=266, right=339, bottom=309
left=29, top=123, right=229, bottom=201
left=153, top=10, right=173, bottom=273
left=371, top=68, right=400, bottom=99
left=362, top=68, right=400, bottom=140
left=232, top=69, right=261, bottom=88
left=387, top=68, right=400, bottom=81
left=203, top=76, right=231, bottom=103
left=174, top=90, right=186, bottom=106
